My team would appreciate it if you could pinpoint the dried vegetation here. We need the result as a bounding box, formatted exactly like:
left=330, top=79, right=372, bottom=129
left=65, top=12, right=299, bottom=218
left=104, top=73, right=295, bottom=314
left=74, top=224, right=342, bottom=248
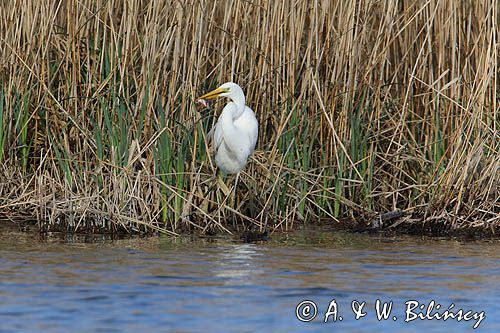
left=0, top=0, right=498, bottom=235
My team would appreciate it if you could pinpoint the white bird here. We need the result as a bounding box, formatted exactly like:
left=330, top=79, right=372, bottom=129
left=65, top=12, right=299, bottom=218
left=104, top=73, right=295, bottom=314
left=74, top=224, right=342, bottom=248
left=197, top=82, right=258, bottom=190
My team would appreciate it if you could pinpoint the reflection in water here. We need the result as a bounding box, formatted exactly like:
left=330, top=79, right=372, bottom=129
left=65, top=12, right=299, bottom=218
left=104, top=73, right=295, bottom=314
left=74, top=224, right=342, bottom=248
left=0, top=225, right=499, bottom=332
left=214, top=244, right=264, bottom=282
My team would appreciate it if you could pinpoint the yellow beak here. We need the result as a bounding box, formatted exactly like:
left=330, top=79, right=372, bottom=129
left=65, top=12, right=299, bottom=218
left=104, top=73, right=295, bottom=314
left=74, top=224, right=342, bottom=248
left=197, top=87, right=229, bottom=100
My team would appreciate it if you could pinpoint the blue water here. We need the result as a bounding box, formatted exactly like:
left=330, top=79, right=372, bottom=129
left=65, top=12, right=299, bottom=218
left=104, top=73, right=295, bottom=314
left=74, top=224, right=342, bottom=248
left=0, top=227, right=499, bottom=332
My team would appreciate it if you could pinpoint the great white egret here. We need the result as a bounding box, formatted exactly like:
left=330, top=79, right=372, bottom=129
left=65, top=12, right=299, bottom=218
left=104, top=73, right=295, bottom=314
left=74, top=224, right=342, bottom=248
left=197, top=82, right=258, bottom=179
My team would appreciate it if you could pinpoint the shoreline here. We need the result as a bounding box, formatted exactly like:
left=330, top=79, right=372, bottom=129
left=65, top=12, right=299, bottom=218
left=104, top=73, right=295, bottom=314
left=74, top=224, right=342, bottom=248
left=2, top=212, right=499, bottom=242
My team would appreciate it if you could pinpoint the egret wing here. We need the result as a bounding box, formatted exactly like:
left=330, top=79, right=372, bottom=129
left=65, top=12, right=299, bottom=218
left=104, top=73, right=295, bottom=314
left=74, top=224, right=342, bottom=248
left=212, top=119, right=223, bottom=150
left=234, top=106, right=259, bottom=157
left=241, top=107, right=258, bottom=152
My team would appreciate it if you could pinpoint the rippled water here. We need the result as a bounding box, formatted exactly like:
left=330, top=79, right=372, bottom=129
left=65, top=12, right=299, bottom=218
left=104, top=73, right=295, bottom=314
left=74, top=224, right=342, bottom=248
left=0, top=225, right=499, bottom=332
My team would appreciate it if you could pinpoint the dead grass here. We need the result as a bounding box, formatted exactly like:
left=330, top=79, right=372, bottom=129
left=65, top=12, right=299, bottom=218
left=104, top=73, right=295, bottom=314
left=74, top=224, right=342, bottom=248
left=0, top=0, right=498, bottom=235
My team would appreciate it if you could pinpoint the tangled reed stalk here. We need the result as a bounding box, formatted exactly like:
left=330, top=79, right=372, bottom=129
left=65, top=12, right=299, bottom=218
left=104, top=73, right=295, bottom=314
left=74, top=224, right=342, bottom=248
left=0, top=0, right=498, bottom=235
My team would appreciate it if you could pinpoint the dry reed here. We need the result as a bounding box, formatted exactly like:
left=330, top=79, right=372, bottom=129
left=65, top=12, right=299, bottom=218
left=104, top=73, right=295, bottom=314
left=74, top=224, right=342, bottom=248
left=0, top=0, right=498, bottom=235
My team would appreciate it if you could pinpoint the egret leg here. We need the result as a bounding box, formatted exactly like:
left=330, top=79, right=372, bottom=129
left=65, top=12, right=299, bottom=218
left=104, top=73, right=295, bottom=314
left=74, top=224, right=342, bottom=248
left=213, top=172, right=232, bottom=215
left=212, top=172, right=240, bottom=228
left=208, top=172, right=229, bottom=233
left=228, top=172, right=240, bottom=228
left=232, top=172, right=240, bottom=208
left=215, top=174, right=230, bottom=197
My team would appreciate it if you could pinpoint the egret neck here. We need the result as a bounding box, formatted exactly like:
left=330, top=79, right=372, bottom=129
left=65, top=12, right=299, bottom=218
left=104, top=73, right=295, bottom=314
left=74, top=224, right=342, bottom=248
left=226, top=87, right=245, bottom=119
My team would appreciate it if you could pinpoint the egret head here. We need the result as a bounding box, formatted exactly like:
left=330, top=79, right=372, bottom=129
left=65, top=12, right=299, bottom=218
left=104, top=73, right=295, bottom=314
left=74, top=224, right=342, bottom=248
left=198, top=82, right=244, bottom=102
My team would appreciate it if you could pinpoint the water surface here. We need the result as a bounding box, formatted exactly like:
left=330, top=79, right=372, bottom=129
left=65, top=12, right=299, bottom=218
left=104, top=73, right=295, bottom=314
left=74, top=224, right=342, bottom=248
left=0, top=225, right=499, bottom=332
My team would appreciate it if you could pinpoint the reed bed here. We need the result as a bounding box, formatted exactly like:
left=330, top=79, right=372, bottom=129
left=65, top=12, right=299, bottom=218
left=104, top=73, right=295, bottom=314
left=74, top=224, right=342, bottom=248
left=0, top=0, right=498, bottom=235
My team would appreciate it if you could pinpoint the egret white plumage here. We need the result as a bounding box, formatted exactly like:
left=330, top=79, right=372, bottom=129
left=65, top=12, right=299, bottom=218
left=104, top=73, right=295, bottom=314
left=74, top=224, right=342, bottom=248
left=197, top=82, right=258, bottom=178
